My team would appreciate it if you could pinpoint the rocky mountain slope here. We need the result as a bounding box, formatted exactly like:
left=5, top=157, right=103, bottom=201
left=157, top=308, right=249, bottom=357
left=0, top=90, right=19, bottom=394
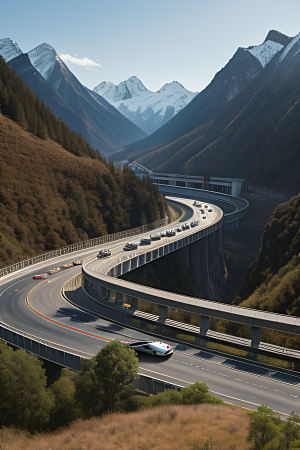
left=111, top=31, right=300, bottom=194
left=94, top=76, right=197, bottom=135
left=0, top=38, right=146, bottom=157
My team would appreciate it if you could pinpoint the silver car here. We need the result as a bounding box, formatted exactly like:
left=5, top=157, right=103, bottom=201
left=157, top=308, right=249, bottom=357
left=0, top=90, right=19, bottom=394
left=166, top=229, right=176, bottom=236
left=190, top=220, right=199, bottom=227
left=97, top=249, right=111, bottom=258
left=124, top=241, right=139, bottom=250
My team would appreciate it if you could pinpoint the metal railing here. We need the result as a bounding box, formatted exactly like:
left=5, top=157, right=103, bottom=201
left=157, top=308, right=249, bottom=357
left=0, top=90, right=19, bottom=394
left=0, top=217, right=168, bottom=278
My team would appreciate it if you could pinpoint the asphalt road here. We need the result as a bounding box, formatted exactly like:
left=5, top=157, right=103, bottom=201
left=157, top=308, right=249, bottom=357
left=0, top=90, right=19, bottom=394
left=1, top=197, right=300, bottom=416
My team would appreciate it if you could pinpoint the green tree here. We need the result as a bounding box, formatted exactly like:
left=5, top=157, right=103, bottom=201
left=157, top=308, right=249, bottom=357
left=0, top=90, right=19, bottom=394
left=182, top=381, right=210, bottom=405
left=75, top=340, right=138, bottom=417
left=49, top=368, right=81, bottom=429
left=0, top=341, right=54, bottom=432
left=247, top=406, right=280, bottom=449
left=280, top=411, right=300, bottom=450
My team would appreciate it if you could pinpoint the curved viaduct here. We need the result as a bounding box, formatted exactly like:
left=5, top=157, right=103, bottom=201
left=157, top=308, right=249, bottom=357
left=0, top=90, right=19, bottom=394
left=2, top=187, right=300, bottom=415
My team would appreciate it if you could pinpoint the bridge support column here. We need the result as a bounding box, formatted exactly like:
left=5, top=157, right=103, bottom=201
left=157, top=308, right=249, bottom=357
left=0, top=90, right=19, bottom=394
left=195, top=315, right=210, bottom=348
left=251, top=326, right=261, bottom=349
left=157, top=305, right=168, bottom=324
left=200, top=315, right=210, bottom=336
left=129, top=297, right=138, bottom=311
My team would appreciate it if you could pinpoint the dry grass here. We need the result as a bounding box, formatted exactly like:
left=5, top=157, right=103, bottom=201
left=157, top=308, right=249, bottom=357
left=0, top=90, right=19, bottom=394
left=0, top=404, right=251, bottom=450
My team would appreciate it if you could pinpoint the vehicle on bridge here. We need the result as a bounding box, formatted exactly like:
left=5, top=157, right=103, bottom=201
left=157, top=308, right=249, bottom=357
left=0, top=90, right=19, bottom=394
left=166, top=229, right=176, bottom=236
left=140, top=238, right=152, bottom=245
left=73, top=260, right=83, bottom=265
left=193, top=200, right=201, bottom=206
left=97, top=249, right=112, bottom=258
left=150, top=234, right=161, bottom=240
left=125, top=340, right=173, bottom=356
left=182, top=223, right=190, bottom=230
left=124, top=242, right=139, bottom=250
left=190, top=220, right=199, bottom=227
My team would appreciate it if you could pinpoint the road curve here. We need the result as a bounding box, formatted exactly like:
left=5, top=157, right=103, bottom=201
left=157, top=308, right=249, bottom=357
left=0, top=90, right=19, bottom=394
left=0, top=196, right=300, bottom=416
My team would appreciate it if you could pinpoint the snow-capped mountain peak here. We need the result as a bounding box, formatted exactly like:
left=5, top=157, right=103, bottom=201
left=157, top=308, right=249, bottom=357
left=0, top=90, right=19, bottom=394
left=246, top=40, right=284, bottom=68
left=94, top=77, right=197, bottom=135
left=157, top=81, right=191, bottom=94
left=94, top=76, right=150, bottom=103
left=0, top=38, right=22, bottom=62
left=28, top=43, right=58, bottom=81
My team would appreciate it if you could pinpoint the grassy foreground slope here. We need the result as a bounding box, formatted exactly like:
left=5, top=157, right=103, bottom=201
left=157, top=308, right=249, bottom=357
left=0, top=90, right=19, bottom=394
left=1, top=404, right=251, bottom=450
left=0, top=113, right=167, bottom=267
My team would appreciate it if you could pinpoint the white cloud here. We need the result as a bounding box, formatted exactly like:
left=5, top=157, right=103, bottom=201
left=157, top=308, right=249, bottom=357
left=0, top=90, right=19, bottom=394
left=59, top=54, right=101, bottom=67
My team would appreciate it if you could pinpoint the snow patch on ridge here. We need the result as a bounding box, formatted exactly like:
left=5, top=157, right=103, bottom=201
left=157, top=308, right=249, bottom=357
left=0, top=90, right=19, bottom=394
left=28, top=43, right=58, bottom=81
left=0, top=38, right=22, bottom=62
left=279, top=32, right=300, bottom=63
left=247, top=40, right=283, bottom=68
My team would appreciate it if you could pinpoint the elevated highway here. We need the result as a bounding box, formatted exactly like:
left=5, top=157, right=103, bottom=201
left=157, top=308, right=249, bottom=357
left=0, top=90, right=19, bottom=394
left=1, top=189, right=300, bottom=416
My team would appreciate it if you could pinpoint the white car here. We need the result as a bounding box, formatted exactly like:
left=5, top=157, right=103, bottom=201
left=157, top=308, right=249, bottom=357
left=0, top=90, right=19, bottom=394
left=193, top=200, right=201, bottom=206
left=97, top=249, right=111, bottom=258
left=126, top=341, right=173, bottom=356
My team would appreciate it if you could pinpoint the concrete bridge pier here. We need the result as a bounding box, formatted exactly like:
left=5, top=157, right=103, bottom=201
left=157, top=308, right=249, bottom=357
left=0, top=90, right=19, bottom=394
left=195, top=315, right=210, bottom=348
left=251, top=326, right=261, bottom=349
left=157, top=305, right=168, bottom=324
left=247, top=326, right=261, bottom=360
left=129, top=296, right=138, bottom=311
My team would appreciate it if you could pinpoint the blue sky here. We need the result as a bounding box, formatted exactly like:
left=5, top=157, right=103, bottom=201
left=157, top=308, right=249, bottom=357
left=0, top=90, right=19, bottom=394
left=1, top=0, right=300, bottom=92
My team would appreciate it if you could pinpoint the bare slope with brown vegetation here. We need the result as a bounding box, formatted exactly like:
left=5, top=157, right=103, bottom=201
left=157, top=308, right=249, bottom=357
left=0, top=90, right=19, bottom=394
left=0, top=404, right=251, bottom=450
left=0, top=113, right=167, bottom=267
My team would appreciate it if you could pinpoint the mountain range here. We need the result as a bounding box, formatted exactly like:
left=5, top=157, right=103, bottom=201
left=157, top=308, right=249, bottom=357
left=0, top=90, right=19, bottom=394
left=93, top=77, right=197, bottom=135
left=0, top=39, right=146, bottom=157
left=111, top=30, right=300, bottom=194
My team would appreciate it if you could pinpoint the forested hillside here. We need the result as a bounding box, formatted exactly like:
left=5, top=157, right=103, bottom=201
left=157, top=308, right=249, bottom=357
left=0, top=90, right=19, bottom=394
left=0, top=53, right=168, bottom=268
left=235, top=193, right=300, bottom=312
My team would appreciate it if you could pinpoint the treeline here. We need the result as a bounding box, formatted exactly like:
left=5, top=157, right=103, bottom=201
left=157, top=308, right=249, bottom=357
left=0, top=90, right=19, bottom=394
left=0, top=340, right=221, bottom=433
left=0, top=55, right=101, bottom=160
